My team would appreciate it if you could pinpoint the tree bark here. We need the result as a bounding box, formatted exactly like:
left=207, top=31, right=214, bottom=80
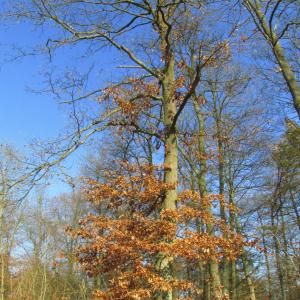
left=272, top=42, right=300, bottom=119
left=258, top=214, right=273, bottom=300
left=193, top=96, right=223, bottom=300
left=215, top=112, right=230, bottom=298
left=271, top=206, right=286, bottom=300
left=228, top=187, right=237, bottom=300
left=235, top=210, right=256, bottom=300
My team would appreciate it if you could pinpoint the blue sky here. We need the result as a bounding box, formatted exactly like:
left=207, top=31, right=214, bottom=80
left=0, top=22, right=87, bottom=196
left=0, top=16, right=129, bottom=197
left=0, top=8, right=290, bottom=200
left=0, top=21, right=66, bottom=144
left=0, top=67, right=65, bottom=146
left=0, top=18, right=116, bottom=143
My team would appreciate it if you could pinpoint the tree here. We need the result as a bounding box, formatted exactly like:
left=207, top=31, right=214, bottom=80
left=0, top=145, right=28, bottom=300
left=2, top=1, right=299, bottom=300
left=3, top=1, right=235, bottom=298
left=67, top=163, right=245, bottom=299
left=243, top=0, right=300, bottom=119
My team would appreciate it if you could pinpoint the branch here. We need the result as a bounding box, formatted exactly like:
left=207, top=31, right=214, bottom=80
left=269, top=0, right=283, bottom=34
left=108, top=120, right=162, bottom=140
left=171, top=63, right=201, bottom=129
left=45, top=13, right=159, bottom=78
left=9, top=108, right=121, bottom=190
left=275, top=21, right=300, bottom=45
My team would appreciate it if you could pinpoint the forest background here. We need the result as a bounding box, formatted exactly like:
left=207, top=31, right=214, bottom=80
left=0, top=1, right=299, bottom=300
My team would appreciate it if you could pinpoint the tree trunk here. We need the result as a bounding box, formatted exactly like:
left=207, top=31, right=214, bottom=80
left=156, top=50, right=177, bottom=300
left=271, top=207, right=286, bottom=300
left=244, top=0, right=300, bottom=119
left=258, top=214, right=273, bottom=300
left=226, top=165, right=256, bottom=300
left=228, top=187, right=237, bottom=300
left=193, top=96, right=223, bottom=300
left=215, top=113, right=229, bottom=297
left=290, top=191, right=300, bottom=232
left=272, top=42, right=300, bottom=119
left=235, top=211, right=256, bottom=300
left=280, top=210, right=290, bottom=297
left=241, top=255, right=256, bottom=300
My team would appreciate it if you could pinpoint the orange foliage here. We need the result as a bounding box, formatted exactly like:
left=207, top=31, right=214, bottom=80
left=67, top=164, right=244, bottom=299
left=101, top=78, right=158, bottom=121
